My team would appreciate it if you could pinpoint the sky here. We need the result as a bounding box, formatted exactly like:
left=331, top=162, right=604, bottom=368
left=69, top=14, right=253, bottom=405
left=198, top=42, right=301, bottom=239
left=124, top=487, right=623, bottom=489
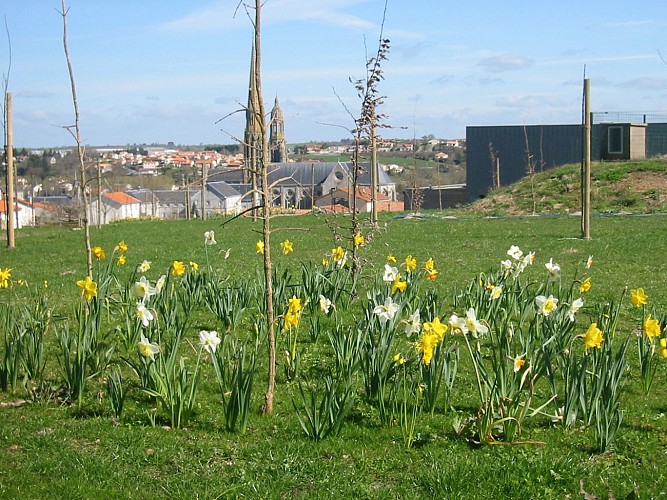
left=2, top=0, right=667, bottom=148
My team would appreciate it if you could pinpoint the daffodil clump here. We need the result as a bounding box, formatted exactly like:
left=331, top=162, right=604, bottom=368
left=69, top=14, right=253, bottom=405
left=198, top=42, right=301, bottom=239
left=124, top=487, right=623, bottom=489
left=3, top=232, right=666, bottom=455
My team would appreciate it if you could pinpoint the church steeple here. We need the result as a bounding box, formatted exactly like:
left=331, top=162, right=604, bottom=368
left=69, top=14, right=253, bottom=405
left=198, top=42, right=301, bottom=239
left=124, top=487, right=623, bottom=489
left=269, top=96, right=288, bottom=163
left=244, top=43, right=264, bottom=183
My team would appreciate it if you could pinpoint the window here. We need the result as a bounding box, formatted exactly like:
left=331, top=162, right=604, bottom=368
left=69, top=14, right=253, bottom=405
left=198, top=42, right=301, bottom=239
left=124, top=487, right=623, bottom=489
left=608, top=126, right=623, bottom=154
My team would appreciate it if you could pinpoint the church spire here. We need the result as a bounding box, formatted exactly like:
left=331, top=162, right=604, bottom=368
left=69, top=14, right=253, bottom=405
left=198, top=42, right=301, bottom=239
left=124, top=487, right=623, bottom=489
left=269, top=96, right=288, bottom=163
left=243, top=43, right=263, bottom=183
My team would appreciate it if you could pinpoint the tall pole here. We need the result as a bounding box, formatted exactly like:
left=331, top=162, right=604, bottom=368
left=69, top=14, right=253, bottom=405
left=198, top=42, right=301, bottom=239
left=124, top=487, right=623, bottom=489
left=200, top=162, right=207, bottom=221
left=96, top=159, right=101, bottom=228
left=370, top=121, right=378, bottom=226
left=5, top=92, right=15, bottom=248
left=582, top=79, right=591, bottom=240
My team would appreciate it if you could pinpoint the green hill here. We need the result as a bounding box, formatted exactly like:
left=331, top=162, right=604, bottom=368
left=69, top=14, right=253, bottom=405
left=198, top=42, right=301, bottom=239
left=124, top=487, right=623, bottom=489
left=465, top=159, right=667, bottom=216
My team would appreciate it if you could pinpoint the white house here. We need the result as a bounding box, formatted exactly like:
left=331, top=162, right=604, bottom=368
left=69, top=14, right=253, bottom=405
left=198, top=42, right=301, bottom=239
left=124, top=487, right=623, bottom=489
left=89, top=191, right=141, bottom=225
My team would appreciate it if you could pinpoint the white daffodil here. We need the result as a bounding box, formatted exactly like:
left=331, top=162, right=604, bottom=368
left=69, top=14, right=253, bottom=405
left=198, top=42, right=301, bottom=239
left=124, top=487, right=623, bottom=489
left=372, top=297, right=400, bottom=324
left=137, top=260, right=151, bottom=273
left=138, top=333, right=159, bottom=360
left=136, top=302, right=154, bottom=327
left=204, top=230, right=217, bottom=245
left=199, top=330, right=221, bottom=354
left=134, top=276, right=156, bottom=301
left=155, top=275, right=167, bottom=294
left=567, top=298, right=584, bottom=322
left=464, top=307, right=488, bottom=337
left=507, top=245, right=523, bottom=260
left=489, top=285, right=503, bottom=300
left=586, top=255, right=593, bottom=269
left=383, top=264, right=398, bottom=283
left=535, top=294, right=559, bottom=317
left=449, top=314, right=468, bottom=335
left=319, top=294, right=332, bottom=315
left=404, top=309, right=421, bottom=337
left=501, top=259, right=513, bottom=271
left=545, top=258, right=561, bottom=282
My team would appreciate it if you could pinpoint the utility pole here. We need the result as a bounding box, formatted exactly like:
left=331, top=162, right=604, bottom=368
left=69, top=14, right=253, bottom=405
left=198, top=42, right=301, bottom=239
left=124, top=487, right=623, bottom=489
left=370, top=120, right=378, bottom=226
left=96, top=158, right=101, bottom=228
left=200, top=161, right=207, bottom=221
left=582, top=79, right=591, bottom=240
left=5, top=92, right=15, bottom=248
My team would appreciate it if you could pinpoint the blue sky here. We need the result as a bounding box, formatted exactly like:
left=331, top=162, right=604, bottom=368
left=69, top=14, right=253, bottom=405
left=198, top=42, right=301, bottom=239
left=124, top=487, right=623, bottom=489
left=2, top=0, right=667, bottom=148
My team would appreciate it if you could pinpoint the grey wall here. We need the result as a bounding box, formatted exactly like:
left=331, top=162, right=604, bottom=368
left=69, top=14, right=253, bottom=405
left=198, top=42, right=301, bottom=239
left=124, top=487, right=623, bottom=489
left=466, top=124, right=583, bottom=201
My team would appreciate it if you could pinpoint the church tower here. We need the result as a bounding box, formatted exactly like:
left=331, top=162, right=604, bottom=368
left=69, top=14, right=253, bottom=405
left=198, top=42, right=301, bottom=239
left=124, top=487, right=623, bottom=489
left=269, top=96, right=288, bottom=163
left=244, top=44, right=264, bottom=183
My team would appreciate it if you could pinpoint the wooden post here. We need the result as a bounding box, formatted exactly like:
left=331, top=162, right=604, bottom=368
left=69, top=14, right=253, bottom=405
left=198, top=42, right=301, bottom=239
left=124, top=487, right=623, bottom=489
left=200, top=162, right=207, bottom=221
left=370, top=122, right=378, bottom=226
left=96, top=159, right=102, bottom=228
left=495, top=157, right=501, bottom=189
left=582, top=79, right=591, bottom=240
left=5, top=92, right=15, bottom=248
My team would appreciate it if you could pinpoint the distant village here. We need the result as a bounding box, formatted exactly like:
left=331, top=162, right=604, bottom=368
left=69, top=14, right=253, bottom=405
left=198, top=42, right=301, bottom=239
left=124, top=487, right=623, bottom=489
left=2, top=136, right=466, bottom=228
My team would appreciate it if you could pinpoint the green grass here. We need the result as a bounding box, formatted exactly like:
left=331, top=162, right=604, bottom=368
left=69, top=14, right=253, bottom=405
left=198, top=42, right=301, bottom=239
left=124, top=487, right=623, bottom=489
left=468, top=158, right=667, bottom=216
left=1, top=213, right=667, bottom=498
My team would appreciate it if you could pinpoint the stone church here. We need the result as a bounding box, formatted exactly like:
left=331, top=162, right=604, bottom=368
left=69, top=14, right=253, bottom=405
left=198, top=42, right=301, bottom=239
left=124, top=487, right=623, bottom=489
left=213, top=45, right=396, bottom=210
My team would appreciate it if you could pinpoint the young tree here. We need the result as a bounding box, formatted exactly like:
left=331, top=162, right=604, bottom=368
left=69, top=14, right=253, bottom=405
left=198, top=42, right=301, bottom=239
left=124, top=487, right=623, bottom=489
left=60, top=0, right=93, bottom=276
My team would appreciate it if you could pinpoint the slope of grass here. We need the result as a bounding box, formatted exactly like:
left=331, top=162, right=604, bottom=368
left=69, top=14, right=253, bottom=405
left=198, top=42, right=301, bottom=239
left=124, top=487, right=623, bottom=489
left=466, top=158, right=667, bottom=216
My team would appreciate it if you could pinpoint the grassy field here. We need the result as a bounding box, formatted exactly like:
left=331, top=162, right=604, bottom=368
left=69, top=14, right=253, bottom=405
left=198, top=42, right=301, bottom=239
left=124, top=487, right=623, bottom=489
left=1, top=212, right=667, bottom=499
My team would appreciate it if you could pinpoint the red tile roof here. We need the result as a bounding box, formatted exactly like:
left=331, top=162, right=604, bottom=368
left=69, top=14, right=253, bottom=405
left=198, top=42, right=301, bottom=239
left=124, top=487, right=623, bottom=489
left=104, top=192, right=140, bottom=205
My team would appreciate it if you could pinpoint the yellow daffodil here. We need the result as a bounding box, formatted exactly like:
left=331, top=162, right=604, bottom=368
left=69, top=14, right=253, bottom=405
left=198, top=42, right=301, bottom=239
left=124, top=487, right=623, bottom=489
left=658, top=338, right=667, bottom=359
left=583, top=323, right=604, bottom=350
left=630, top=288, right=648, bottom=307
left=415, top=331, right=440, bottom=365
left=283, top=310, right=299, bottom=331
left=404, top=255, right=417, bottom=273
left=331, top=246, right=345, bottom=263
left=0, top=268, right=11, bottom=288
left=76, top=276, right=98, bottom=301
left=426, top=269, right=439, bottom=281
left=287, top=295, right=302, bottom=314
left=189, top=261, right=199, bottom=272
left=580, top=277, right=591, bottom=293
left=513, top=354, right=526, bottom=372
left=281, top=240, right=294, bottom=255
left=424, top=257, right=436, bottom=272
left=115, top=240, right=128, bottom=253
left=393, top=353, right=406, bottom=365
left=116, top=254, right=126, bottom=266
left=387, top=255, right=396, bottom=263
left=354, top=231, right=365, bottom=248
left=322, top=258, right=330, bottom=266
left=644, top=315, right=661, bottom=339
left=256, top=240, right=265, bottom=254
left=171, top=260, right=186, bottom=277
left=391, top=275, right=407, bottom=294
left=92, top=246, right=106, bottom=260
left=422, top=317, right=448, bottom=341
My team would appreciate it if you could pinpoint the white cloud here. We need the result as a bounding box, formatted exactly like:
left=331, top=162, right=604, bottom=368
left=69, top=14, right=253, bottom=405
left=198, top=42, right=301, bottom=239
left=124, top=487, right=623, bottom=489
left=478, top=54, right=533, bottom=73
left=161, top=0, right=376, bottom=33
left=496, top=95, right=563, bottom=109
